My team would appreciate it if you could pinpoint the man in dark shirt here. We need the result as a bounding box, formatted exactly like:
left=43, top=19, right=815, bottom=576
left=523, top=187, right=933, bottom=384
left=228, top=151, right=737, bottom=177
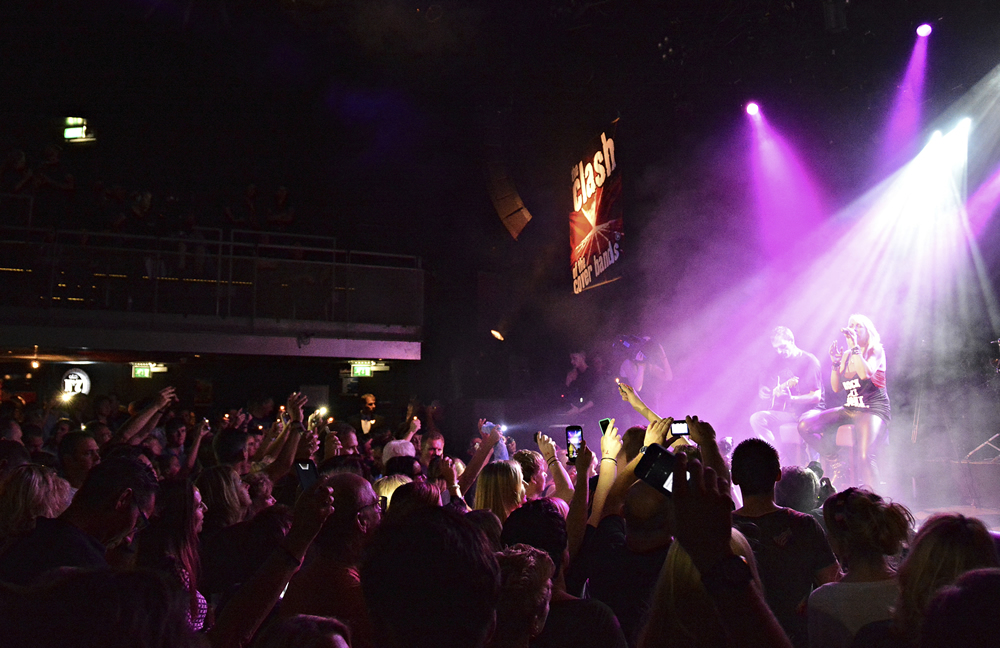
left=731, top=439, right=839, bottom=648
left=502, top=498, right=628, bottom=648
left=750, top=326, right=824, bottom=465
left=0, top=457, right=158, bottom=586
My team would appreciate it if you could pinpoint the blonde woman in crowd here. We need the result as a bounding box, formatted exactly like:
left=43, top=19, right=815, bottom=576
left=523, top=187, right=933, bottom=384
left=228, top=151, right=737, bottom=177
left=474, top=460, right=526, bottom=523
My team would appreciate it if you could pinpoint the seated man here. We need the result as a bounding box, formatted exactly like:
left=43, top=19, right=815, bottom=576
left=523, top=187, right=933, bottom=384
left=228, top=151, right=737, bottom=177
left=730, top=439, right=839, bottom=648
left=750, top=326, right=823, bottom=464
left=0, top=457, right=158, bottom=586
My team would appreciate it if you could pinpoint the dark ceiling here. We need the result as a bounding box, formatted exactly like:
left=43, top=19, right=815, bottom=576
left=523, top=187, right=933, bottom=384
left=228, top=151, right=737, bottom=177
left=4, top=0, right=1000, bottom=388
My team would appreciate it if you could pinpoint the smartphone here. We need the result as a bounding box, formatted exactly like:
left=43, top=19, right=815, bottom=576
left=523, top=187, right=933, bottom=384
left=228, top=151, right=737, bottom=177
left=565, top=425, right=583, bottom=465
left=293, top=460, right=319, bottom=491
left=635, top=443, right=677, bottom=496
left=534, top=431, right=541, bottom=444
left=671, top=419, right=689, bottom=436
left=327, top=416, right=335, bottom=424
left=599, top=418, right=612, bottom=434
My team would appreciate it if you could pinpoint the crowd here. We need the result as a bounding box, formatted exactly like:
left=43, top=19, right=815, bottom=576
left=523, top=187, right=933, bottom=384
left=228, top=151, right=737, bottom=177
left=0, top=381, right=998, bottom=648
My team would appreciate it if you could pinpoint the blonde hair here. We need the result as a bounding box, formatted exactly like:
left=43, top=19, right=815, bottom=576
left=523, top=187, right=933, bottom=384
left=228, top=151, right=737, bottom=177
left=848, top=313, right=882, bottom=351
left=893, top=514, right=1000, bottom=643
left=0, top=464, right=71, bottom=543
left=639, top=528, right=761, bottom=648
left=474, top=460, right=525, bottom=523
left=373, top=474, right=412, bottom=509
left=196, top=465, right=251, bottom=529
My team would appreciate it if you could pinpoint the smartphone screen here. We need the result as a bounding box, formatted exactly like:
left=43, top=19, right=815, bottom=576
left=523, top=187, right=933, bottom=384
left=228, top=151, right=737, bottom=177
left=565, top=426, right=583, bottom=465
left=671, top=419, right=689, bottom=436
left=599, top=418, right=612, bottom=434
left=294, top=460, right=319, bottom=491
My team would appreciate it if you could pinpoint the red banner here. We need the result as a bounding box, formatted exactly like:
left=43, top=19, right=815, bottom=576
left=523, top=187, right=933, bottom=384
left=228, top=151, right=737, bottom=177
left=570, top=123, right=623, bottom=294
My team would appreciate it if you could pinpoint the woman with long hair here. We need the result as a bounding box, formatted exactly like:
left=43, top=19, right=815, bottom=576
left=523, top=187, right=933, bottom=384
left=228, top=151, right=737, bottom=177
left=639, top=528, right=761, bottom=648
left=136, top=479, right=209, bottom=631
left=474, top=460, right=525, bottom=524
left=799, top=314, right=890, bottom=487
left=195, top=465, right=251, bottom=540
left=808, top=488, right=912, bottom=648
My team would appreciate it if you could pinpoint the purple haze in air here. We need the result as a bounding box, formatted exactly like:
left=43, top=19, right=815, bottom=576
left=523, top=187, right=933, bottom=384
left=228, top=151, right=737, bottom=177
left=966, top=164, right=1000, bottom=236
left=748, top=108, right=826, bottom=259
left=878, top=34, right=929, bottom=174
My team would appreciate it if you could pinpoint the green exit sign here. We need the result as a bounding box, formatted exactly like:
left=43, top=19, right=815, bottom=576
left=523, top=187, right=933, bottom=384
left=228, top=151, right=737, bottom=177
left=132, top=366, right=152, bottom=379
left=351, top=365, right=372, bottom=378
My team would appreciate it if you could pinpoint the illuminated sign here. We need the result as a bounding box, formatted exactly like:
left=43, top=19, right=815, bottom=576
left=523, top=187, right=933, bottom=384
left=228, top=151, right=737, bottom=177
left=570, top=122, right=624, bottom=294
left=62, top=368, right=91, bottom=395
left=132, top=366, right=152, bottom=379
left=351, top=365, right=373, bottom=378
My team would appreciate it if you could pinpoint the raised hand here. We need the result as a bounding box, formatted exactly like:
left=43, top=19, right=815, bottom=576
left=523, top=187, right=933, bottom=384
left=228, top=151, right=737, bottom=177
left=440, top=456, right=458, bottom=485
left=286, top=392, right=307, bottom=423
left=577, top=440, right=595, bottom=477
left=687, top=416, right=717, bottom=448
left=536, top=433, right=563, bottom=466
left=644, top=417, right=673, bottom=448
left=829, top=341, right=843, bottom=366
left=617, top=382, right=643, bottom=411
left=153, top=387, right=177, bottom=411
left=288, top=479, right=336, bottom=545
left=671, top=452, right=735, bottom=572
left=600, top=418, right=623, bottom=459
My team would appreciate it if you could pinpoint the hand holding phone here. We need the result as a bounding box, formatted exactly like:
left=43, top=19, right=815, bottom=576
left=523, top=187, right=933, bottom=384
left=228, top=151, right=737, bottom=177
left=671, top=418, right=690, bottom=436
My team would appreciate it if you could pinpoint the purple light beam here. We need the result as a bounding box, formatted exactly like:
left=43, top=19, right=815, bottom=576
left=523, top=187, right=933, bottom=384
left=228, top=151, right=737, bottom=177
left=878, top=34, right=929, bottom=174
left=748, top=110, right=826, bottom=259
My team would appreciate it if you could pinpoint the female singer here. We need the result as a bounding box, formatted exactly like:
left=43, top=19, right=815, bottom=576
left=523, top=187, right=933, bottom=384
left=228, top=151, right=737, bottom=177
left=798, top=314, right=889, bottom=488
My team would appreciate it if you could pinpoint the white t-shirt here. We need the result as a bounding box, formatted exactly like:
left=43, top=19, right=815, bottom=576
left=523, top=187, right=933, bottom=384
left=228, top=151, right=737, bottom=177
left=808, top=578, right=898, bottom=648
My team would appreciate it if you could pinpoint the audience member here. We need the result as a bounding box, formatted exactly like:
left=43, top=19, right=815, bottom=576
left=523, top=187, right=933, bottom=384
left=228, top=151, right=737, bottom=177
left=59, top=431, right=102, bottom=493
left=638, top=527, right=761, bottom=648
left=474, top=460, right=525, bottom=523
left=502, top=498, right=628, bottom=648
left=851, top=513, right=1000, bottom=648
left=361, top=507, right=500, bottom=648
left=491, top=544, right=555, bottom=648
left=808, top=487, right=912, bottom=648
left=0, top=457, right=158, bottom=586
left=281, top=473, right=380, bottom=648
left=419, top=430, right=445, bottom=468
left=372, top=473, right=411, bottom=510
left=254, top=615, right=351, bottom=648
left=513, top=449, right=549, bottom=500
left=383, top=480, right=440, bottom=521
left=0, top=440, right=31, bottom=481
left=0, top=464, right=72, bottom=549
left=920, top=568, right=1000, bottom=648
left=731, top=439, right=838, bottom=647
left=136, top=479, right=209, bottom=631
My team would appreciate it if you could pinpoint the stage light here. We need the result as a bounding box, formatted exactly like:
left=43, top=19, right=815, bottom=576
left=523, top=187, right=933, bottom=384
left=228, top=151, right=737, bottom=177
left=916, top=24, right=932, bottom=37
left=61, top=392, right=73, bottom=402
left=746, top=102, right=760, bottom=116
left=30, top=360, right=40, bottom=369
left=490, top=329, right=505, bottom=341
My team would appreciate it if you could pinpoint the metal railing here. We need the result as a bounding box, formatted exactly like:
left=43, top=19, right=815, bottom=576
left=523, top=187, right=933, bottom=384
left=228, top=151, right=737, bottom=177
left=0, top=224, right=423, bottom=328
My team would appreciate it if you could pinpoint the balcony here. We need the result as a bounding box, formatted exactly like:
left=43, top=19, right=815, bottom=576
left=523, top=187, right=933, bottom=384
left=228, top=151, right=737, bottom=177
left=0, top=223, right=423, bottom=359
